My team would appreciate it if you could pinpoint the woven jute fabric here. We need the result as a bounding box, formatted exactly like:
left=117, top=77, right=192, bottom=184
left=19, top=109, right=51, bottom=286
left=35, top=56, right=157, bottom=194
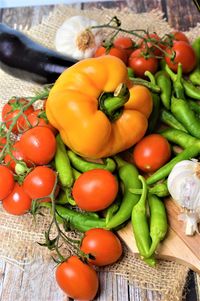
left=0, top=5, right=200, bottom=300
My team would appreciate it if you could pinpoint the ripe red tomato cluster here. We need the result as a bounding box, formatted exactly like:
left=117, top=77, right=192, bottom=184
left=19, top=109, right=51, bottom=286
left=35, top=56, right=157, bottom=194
left=94, top=31, right=197, bottom=77
left=0, top=97, right=58, bottom=215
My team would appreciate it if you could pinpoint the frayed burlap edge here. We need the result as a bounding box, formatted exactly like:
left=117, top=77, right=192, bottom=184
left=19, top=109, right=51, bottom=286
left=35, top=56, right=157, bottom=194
left=1, top=4, right=200, bottom=300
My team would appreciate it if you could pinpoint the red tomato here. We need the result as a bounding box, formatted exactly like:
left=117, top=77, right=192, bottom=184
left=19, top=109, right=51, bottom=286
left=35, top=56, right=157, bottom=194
left=18, top=109, right=57, bottom=134
left=80, top=228, right=123, bottom=266
left=19, top=126, right=56, bottom=165
left=171, top=31, right=189, bottom=43
left=0, top=165, right=15, bottom=200
left=165, top=41, right=197, bottom=73
left=2, top=183, right=32, bottom=215
left=94, top=46, right=128, bottom=64
left=4, top=141, right=30, bottom=171
left=128, top=48, right=158, bottom=78
left=72, top=169, right=118, bottom=212
left=56, top=256, right=99, bottom=300
left=113, top=36, right=135, bottom=57
left=133, top=134, right=171, bottom=173
left=139, top=33, right=163, bottom=56
left=1, top=98, right=34, bottom=134
left=23, top=166, right=57, bottom=202
left=0, top=137, right=6, bottom=150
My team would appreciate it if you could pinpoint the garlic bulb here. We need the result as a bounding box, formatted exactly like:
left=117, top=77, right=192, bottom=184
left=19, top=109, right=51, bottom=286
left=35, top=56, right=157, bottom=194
left=167, top=159, right=200, bottom=236
left=55, top=15, right=103, bottom=60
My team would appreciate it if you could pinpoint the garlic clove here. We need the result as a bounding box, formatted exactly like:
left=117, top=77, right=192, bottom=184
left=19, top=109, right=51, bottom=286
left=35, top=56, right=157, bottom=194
left=178, top=212, right=200, bottom=236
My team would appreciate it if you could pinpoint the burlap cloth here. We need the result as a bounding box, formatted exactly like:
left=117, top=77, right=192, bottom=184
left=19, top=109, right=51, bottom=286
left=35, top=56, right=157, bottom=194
left=1, top=5, right=200, bottom=301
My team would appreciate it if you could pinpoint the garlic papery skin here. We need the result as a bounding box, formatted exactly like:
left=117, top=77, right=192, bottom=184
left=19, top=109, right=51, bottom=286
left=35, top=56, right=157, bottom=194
left=55, top=16, right=103, bottom=60
left=167, top=159, right=200, bottom=236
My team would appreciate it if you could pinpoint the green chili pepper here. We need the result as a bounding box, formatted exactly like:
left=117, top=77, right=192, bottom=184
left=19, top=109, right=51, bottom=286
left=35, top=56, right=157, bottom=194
left=171, top=95, right=200, bottom=139
left=182, top=78, right=200, bottom=100
left=128, top=76, right=160, bottom=93
left=146, top=141, right=200, bottom=185
left=67, top=150, right=116, bottom=173
left=147, top=93, right=161, bottom=134
left=148, top=181, right=169, bottom=197
left=131, top=175, right=151, bottom=258
left=106, top=156, right=141, bottom=230
left=146, top=194, right=168, bottom=258
left=189, top=37, right=200, bottom=86
left=160, top=128, right=198, bottom=149
left=105, top=193, right=122, bottom=224
left=160, top=109, right=188, bottom=133
left=56, top=190, right=68, bottom=205
left=72, top=168, right=81, bottom=180
left=130, top=181, right=169, bottom=198
left=42, top=203, right=106, bottom=232
left=165, top=63, right=185, bottom=99
left=155, top=70, right=172, bottom=110
left=188, top=100, right=200, bottom=115
left=55, top=134, right=74, bottom=188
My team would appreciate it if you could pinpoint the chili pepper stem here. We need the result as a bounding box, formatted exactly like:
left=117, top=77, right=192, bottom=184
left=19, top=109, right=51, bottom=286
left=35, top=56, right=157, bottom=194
left=129, top=77, right=160, bottom=93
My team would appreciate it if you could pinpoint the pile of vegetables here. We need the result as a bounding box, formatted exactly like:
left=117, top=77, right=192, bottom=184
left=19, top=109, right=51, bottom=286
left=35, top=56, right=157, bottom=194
left=0, top=15, right=200, bottom=300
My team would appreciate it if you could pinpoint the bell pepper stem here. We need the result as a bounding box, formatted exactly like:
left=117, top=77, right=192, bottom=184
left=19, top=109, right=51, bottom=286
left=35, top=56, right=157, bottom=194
left=99, top=83, right=130, bottom=121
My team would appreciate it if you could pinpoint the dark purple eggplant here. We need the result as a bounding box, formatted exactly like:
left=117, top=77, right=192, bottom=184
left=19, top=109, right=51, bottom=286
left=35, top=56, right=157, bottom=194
left=0, top=23, right=78, bottom=84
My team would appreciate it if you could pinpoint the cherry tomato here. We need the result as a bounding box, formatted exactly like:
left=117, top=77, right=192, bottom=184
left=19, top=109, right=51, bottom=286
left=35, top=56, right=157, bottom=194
left=94, top=46, right=128, bottom=64
left=139, top=33, right=163, bottom=56
left=56, top=255, right=99, bottom=300
left=1, top=98, right=34, bottom=134
left=72, top=169, right=118, bottom=212
left=80, top=228, right=123, bottom=266
left=23, top=166, right=57, bottom=202
left=19, top=126, right=56, bottom=165
left=165, top=41, right=197, bottom=74
left=171, top=31, right=189, bottom=43
left=113, top=36, right=135, bottom=57
left=133, top=134, right=171, bottom=173
left=2, top=183, right=32, bottom=215
left=128, top=48, right=158, bottom=78
left=0, top=137, right=6, bottom=150
left=0, top=165, right=15, bottom=200
left=18, top=109, right=57, bottom=134
left=4, top=141, right=30, bottom=172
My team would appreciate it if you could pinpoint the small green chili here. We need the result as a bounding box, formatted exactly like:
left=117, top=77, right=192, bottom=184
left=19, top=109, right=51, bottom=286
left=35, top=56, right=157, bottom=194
left=106, top=156, right=141, bottom=230
left=146, top=194, right=168, bottom=258
left=160, top=109, right=188, bottom=133
left=55, top=134, right=74, bottom=188
left=131, top=175, right=151, bottom=258
left=171, top=95, right=200, bottom=139
left=159, top=128, right=198, bottom=149
left=155, top=70, right=172, bottom=110
left=67, top=150, right=116, bottom=173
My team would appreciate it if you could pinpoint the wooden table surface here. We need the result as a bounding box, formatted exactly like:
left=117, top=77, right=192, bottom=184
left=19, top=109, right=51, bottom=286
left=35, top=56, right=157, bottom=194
left=0, top=1, right=200, bottom=301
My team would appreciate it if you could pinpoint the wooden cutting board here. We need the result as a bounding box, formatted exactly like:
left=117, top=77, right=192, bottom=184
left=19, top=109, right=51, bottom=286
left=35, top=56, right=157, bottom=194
left=118, top=198, right=200, bottom=274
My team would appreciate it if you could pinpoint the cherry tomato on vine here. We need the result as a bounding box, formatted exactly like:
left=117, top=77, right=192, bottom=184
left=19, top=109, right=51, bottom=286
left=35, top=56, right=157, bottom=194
left=0, top=137, right=6, bottom=150
left=18, top=109, right=57, bottom=134
left=80, top=228, right=123, bottom=266
left=0, top=165, right=15, bottom=200
left=113, top=36, right=135, bottom=57
left=133, top=134, right=171, bottom=173
left=72, top=169, right=118, bottom=212
left=23, top=166, right=57, bottom=202
left=171, top=31, right=189, bottom=43
left=165, top=40, right=197, bottom=73
left=94, top=45, right=128, bottom=64
left=56, top=255, right=99, bottom=300
left=139, top=33, right=163, bottom=56
left=4, top=141, right=30, bottom=172
left=2, top=183, right=32, bottom=215
left=19, top=126, right=56, bottom=165
left=1, top=98, right=34, bottom=134
left=128, top=48, right=158, bottom=78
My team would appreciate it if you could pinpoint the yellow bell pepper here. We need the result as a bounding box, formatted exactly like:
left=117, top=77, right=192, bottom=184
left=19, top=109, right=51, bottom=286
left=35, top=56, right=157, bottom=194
left=46, top=56, right=153, bottom=159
